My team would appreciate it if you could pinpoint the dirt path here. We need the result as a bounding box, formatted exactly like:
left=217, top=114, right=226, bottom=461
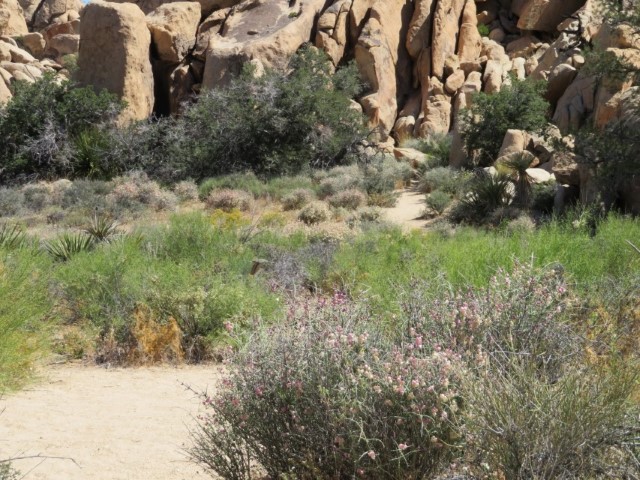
left=1, top=364, right=223, bottom=480
left=382, top=189, right=428, bottom=231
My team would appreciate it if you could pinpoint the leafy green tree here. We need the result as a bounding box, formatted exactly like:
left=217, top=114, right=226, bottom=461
left=460, top=79, right=550, bottom=167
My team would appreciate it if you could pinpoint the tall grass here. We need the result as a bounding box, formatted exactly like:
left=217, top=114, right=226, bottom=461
left=0, top=249, right=52, bottom=390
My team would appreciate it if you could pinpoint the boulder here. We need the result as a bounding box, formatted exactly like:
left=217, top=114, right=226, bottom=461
left=0, top=39, right=10, bottom=60
left=203, top=0, right=329, bottom=89
left=0, top=71, right=10, bottom=103
left=147, top=2, right=200, bottom=63
left=108, top=0, right=240, bottom=17
left=393, top=116, right=417, bottom=140
left=18, top=0, right=40, bottom=24
left=444, top=68, right=464, bottom=94
left=5, top=42, right=34, bottom=62
left=497, top=129, right=528, bottom=158
left=393, top=146, right=425, bottom=167
left=47, top=33, right=79, bottom=56
left=349, top=0, right=376, bottom=45
left=552, top=150, right=580, bottom=185
left=546, top=62, right=578, bottom=106
left=0, top=0, right=28, bottom=36
left=552, top=73, right=596, bottom=133
left=315, top=0, right=351, bottom=66
left=457, top=0, right=482, bottom=62
left=19, top=32, right=45, bottom=57
left=1, top=60, right=42, bottom=79
left=594, top=86, right=639, bottom=129
left=33, top=0, right=83, bottom=30
left=406, top=0, right=436, bottom=60
left=431, top=0, right=465, bottom=79
left=511, top=56, right=526, bottom=79
left=193, top=8, right=229, bottom=60
left=77, top=1, right=155, bottom=123
left=505, top=35, right=539, bottom=58
left=483, top=59, right=502, bottom=93
left=355, top=0, right=413, bottom=139
left=516, top=0, right=587, bottom=33
left=42, top=19, right=79, bottom=42
left=168, top=63, right=195, bottom=113
left=526, top=167, right=554, bottom=184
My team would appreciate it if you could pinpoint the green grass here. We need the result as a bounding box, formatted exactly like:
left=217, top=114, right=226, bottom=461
left=1, top=210, right=638, bottom=380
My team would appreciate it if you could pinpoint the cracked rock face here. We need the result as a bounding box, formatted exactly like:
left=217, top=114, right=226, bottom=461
left=202, top=0, right=329, bottom=89
left=0, top=0, right=28, bottom=36
left=147, top=1, right=200, bottom=63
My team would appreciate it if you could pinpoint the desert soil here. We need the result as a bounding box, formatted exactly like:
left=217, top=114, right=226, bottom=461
left=0, top=363, right=223, bottom=480
left=382, top=189, right=428, bottom=231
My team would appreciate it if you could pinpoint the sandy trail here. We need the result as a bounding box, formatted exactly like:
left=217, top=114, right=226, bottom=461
left=1, top=364, right=223, bottom=480
left=382, top=189, right=428, bottom=231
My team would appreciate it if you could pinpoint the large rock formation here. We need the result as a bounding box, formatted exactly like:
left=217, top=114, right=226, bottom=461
left=202, top=0, right=329, bottom=89
left=147, top=2, right=200, bottom=63
left=355, top=0, right=413, bottom=139
left=0, top=0, right=28, bottom=36
left=77, top=1, right=154, bottom=123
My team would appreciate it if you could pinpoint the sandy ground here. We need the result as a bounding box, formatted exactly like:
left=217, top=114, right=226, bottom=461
left=0, top=363, right=223, bottom=480
left=382, top=189, right=428, bottom=231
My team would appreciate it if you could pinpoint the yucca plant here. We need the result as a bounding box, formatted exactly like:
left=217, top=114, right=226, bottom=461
left=451, top=173, right=514, bottom=224
left=44, top=233, right=94, bottom=261
left=498, top=152, right=535, bottom=208
left=0, top=224, right=27, bottom=250
left=84, top=212, right=120, bottom=243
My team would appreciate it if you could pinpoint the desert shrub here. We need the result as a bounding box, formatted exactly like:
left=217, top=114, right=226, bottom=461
left=367, top=191, right=398, bottom=207
left=0, top=188, right=24, bottom=217
left=425, top=190, right=452, bottom=215
left=281, top=188, right=314, bottom=210
left=258, top=210, right=287, bottom=228
left=264, top=175, right=317, bottom=200
left=356, top=206, right=382, bottom=223
left=460, top=79, right=549, bottom=166
left=175, top=46, right=365, bottom=178
left=418, top=167, right=460, bottom=194
left=317, top=165, right=364, bottom=198
left=477, top=23, right=490, bottom=37
left=449, top=173, right=514, bottom=225
left=362, top=155, right=413, bottom=194
left=191, top=295, right=463, bottom=480
left=505, top=214, right=536, bottom=234
left=0, top=462, right=19, bottom=480
left=20, top=182, right=51, bottom=211
left=205, top=189, right=253, bottom=213
left=531, top=181, right=556, bottom=213
left=83, top=213, right=121, bottom=243
left=107, top=172, right=177, bottom=214
left=327, top=189, right=366, bottom=210
left=198, top=172, right=267, bottom=200
left=0, top=74, right=122, bottom=181
left=298, top=201, right=330, bottom=225
left=402, top=133, right=452, bottom=169
left=59, top=179, right=111, bottom=214
left=173, top=181, right=199, bottom=202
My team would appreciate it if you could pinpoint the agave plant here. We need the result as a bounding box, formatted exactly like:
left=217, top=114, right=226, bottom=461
left=84, top=212, right=121, bottom=243
left=0, top=224, right=27, bottom=250
left=452, top=172, right=514, bottom=224
left=44, top=233, right=94, bottom=261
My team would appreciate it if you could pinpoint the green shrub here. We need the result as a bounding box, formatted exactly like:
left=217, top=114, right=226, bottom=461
left=460, top=79, right=549, bottom=166
left=281, top=188, right=314, bottom=211
left=0, top=249, right=52, bottom=390
left=191, top=295, right=463, bottom=479
left=425, top=190, right=452, bottom=215
left=175, top=46, right=365, bottom=178
left=0, top=462, right=19, bottom=480
left=367, top=191, right=398, bottom=207
left=298, top=201, right=330, bottom=224
left=0, top=74, right=122, bottom=180
left=362, top=156, right=413, bottom=194
left=20, top=182, right=52, bottom=211
left=477, top=23, right=491, bottom=37
left=531, top=181, right=556, bottom=213
left=418, top=167, right=460, bottom=194
left=327, top=189, right=366, bottom=210
left=205, top=189, right=253, bottom=213
left=402, top=133, right=451, bottom=169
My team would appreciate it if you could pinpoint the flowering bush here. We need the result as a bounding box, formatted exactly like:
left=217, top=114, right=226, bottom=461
left=173, top=180, right=199, bottom=202
left=298, top=201, right=330, bottom=225
left=191, top=294, right=463, bottom=479
left=107, top=172, right=177, bottom=213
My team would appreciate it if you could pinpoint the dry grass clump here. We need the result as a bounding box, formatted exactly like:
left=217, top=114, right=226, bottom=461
left=281, top=188, right=314, bottom=211
left=173, top=181, right=199, bottom=202
left=327, top=189, right=366, bottom=210
left=298, top=201, right=330, bottom=225
left=205, top=189, right=253, bottom=213
left=108, top=172, right=177, bottom=212
left=21, top=182, right=52, bottom=211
